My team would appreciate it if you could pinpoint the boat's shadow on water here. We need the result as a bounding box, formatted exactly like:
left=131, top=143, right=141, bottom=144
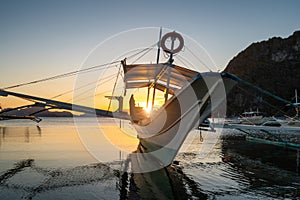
left=119, top=162, right=208, bottom=200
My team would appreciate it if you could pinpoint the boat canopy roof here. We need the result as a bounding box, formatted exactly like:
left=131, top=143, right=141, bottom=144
left=122, top=63, right=199, bottom=94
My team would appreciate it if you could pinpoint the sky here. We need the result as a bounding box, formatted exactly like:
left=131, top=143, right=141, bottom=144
left=0, top=0, right=300, bottom=109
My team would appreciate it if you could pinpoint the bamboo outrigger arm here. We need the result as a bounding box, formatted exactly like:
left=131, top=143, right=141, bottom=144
left=0, top=89, right=114, bottom=117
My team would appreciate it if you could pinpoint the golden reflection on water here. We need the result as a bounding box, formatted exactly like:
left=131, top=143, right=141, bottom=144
left=101, top=125, right=139, bottom=152
left=0, top=120, right=139, bottom=172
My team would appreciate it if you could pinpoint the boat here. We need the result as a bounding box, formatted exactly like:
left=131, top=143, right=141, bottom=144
left=272, top=89, right=300, bottom=128
left=0, top=30, right=237, bottom=172
left=118, top=31, right=237, bottom=172
left=221, top=107, right=300, bottom=150
left=238, top=109, right=268, bottom=125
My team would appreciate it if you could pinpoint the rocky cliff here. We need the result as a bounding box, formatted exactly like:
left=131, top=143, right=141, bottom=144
left=224, top=31, right=300, bottom=117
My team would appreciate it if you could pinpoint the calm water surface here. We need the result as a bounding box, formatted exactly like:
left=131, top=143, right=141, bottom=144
left=0, top=118, right=299, bottom=199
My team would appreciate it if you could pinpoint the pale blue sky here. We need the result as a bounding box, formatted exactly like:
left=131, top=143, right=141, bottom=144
left=0, top=0, right=299, bottom=106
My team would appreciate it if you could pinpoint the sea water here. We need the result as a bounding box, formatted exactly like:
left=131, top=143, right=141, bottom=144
left=0, top=118, right=299, bottom=199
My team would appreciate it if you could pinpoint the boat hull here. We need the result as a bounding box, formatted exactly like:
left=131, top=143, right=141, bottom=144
left=129, top=72, right=236, bottom=172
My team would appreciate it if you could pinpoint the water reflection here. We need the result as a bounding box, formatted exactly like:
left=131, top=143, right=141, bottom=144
left=220, top=132, right=300, bottom=198
left=119, top=145, right=208, bottom=200
left=0, top=158, right=118, bottom=200
left=221, top=134, right=300, bottom=175
left=0, top=126, right=41, bottom=145
left=0, top=123, right=208, bottom=200
left=0, top=120, right=300, bottom=199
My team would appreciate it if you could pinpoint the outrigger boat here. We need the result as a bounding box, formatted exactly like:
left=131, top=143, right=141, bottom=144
left=0, top=31, right=237, bottom=172
left=3, top=30, right=298, bottom=171
left=2, top=30, right=300, bottom=198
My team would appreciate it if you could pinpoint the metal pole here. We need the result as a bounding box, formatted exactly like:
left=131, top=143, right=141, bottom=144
left=156, top=27, right=162, bottom=64
left=296, top=89, right=299, bottom=117
left=107, top=65, right=121, bottom=113
left=146, top=86, right=150, bottom=109
left=165, top=32, right=175, bottom=103
left=151, top=87, right=156, bottom=109
left=152, top=27, right=163, bottom=108
left=165, top=67, right=171, bottom=103
left=296, top=89, right=298, bottom=104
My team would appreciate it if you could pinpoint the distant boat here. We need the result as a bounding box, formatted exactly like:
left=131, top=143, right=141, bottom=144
left=238, top=109, right=266, bottom=125
left=272, top=89, right=300, bottom=128
left=272, top=117, right=300, bottom=129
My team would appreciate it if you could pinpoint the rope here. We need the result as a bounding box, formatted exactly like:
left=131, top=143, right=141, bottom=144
left=225, top=72, right=300, bottom=109
left=235, top=85, right=290, bottom=117
left=107, top=65, right=122, bottom=112
left=2, top=44, right=156, bottom=91
left=66, top=73, right=119, bottom=103
left=129, top=45, right=156, bottom=64
left=50, top=73, right=118, bottom=100
left=184, top=45, right=212, bottom=72
left=3, top=61, right=121, bottom=90
left=70, top=86, right=123, bottom=104
left=126, top=43, right=157, bottom=61
left=175, top=54, right=197, bottom=71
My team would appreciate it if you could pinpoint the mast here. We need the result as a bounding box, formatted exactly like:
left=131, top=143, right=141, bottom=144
left=156, top=27, right=162, bottom=64
left=296, top=89, right=298, bottom=105
left=164, top=31, right=176, bottom=103
left=151, top=27, right=163, bottom=109
left=296, top=89, right=299, bottom=117
left=155, top=31, right=184, bottom=103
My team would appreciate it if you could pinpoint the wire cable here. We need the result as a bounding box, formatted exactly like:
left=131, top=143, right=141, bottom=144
left=184, top=45, right=212, bottom=72
left=3, top=60, right=121, bottom=90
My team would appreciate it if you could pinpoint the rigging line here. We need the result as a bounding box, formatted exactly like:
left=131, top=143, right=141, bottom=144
left=129, top=45, right=156, bottom=64
left=125, top=43, right=157, bottom=60
left=73, top=86, right=124, bottom=103
left=112, top=63, right=124, bottom=81
left=175, top=54, right=198, bottom=71
left=50, top=73, right=118, bottom=99
left=235, top=85, right=291, bottom=117
left=184, top=45, right=212, bottom=72
left=62, top=64, right=116, bottom=76
left=226, top=73, right=300, bottom=109
left=107, top=65, right=121, bottom=112
left=3, top=60, right=121, bottom=90
left=94, top=86, right=124, bottom=96
left=163, top=51, right=169, bottom=59
left=174, top=55, right=189, bottom=68
left=65, top=73, right=119, bottom=103
left=272, top=93, right=298, bottom=116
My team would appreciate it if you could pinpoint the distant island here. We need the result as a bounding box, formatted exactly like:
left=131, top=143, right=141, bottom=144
left=225, top=30, right=300, bottom=117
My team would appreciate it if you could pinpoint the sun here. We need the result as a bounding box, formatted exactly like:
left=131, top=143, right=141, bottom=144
left=145, top=106, right=152, bottom=114
left=140, top=102, right=152, bottom=114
